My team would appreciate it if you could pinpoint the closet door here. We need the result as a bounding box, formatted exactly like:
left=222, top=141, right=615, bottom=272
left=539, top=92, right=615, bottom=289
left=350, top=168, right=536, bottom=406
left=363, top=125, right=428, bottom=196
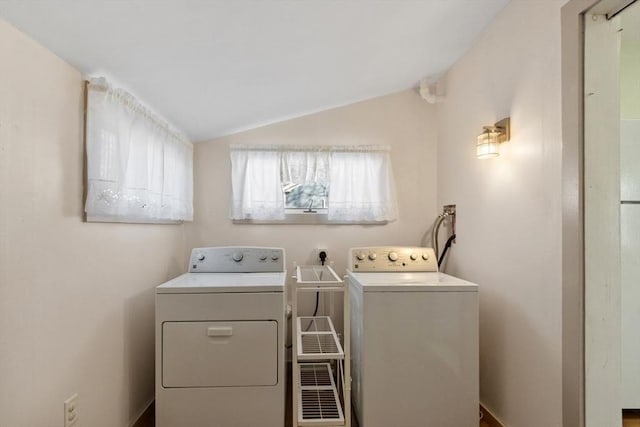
left=621, top=119, right=640, bottom=408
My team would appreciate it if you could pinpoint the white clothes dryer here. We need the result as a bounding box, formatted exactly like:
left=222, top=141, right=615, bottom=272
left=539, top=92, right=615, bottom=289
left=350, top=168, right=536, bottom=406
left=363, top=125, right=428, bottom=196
left=155, top=246, right=286, bottom=427
left=347, top=246, right=479, bottom=427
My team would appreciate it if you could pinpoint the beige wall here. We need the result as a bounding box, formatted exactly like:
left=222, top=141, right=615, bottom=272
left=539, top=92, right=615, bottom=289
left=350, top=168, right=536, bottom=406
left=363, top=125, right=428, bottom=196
left=0, top=19, right=187, bottom=427
left=436, top=1, right=564, bottom=426
left=186, top=89, right=438, bottom=317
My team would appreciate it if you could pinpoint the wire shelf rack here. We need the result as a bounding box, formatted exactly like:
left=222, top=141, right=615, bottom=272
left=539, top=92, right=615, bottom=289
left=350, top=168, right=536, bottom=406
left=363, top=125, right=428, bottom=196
left=292, top=264, right=350, bottom=427
left=297, top=363, right=345, bottom=426
left=297, top=316, right=344, bottom=360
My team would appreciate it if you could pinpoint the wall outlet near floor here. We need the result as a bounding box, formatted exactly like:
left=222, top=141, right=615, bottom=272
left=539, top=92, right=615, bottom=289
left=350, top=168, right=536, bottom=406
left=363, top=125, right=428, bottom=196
left=64, top=393, right=78, bottom=427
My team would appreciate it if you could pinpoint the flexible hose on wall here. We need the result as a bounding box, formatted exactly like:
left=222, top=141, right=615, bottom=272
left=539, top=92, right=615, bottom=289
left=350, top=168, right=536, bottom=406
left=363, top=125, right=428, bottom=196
left=431, top=213, right=448, bottom=259
left=438, top=234, right=457, bottom=268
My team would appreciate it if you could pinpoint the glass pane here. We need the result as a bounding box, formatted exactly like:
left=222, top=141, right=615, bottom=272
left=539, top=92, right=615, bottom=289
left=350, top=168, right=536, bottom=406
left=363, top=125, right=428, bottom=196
left=284, top=183, right=328, bottom=210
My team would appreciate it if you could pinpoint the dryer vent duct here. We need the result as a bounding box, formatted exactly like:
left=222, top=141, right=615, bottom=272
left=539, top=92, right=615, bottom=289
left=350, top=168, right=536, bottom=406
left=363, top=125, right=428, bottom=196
left=419, top=74, right=446, bottom=104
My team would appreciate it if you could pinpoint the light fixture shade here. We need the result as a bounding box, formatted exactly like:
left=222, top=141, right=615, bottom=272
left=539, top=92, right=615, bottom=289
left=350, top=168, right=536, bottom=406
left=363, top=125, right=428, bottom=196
left=476, top=130, right=500, bottom=159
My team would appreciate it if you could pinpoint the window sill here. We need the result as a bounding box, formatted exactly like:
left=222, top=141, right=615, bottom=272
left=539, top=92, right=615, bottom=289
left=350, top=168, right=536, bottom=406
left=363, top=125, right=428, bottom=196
left=86, top=215, right=183, bottom=225
left=232, top=213, right=388, bottom=225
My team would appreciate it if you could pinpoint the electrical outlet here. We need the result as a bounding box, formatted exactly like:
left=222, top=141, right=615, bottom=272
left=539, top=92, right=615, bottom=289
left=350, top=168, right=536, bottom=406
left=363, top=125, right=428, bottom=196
left=64, top=393, right=78, bottom=427
left=316, top=247, right=328, bottom=264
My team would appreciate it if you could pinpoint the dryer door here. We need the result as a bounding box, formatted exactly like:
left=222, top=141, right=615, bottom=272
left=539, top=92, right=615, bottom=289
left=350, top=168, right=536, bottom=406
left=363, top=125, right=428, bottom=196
left=162, top=320, right=278, bottom=387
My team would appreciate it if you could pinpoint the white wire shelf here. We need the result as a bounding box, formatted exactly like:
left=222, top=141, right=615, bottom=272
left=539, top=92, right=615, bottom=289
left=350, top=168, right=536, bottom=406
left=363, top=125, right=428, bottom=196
left=292, top=263, right=350, bottom=427
left=297, top=316, right=344, bottom=360
left=295, top=265, right=343, bottom=288
left=297, top=363, right=345, bottom=426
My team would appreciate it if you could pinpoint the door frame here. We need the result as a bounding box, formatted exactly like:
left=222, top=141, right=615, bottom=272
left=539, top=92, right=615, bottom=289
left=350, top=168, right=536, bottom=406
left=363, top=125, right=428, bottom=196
left=562, top=1, right=635, bottom=426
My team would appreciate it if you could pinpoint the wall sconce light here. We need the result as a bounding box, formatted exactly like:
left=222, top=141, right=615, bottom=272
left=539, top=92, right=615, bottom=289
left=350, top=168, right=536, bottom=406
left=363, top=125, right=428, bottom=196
left=476, top=117, right=510, bottom=159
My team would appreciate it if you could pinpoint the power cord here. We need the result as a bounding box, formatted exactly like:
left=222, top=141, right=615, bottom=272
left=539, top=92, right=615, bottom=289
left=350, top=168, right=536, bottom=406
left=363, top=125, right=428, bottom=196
left=289, top=250, right=329, bottom=349
left=303, top=250, right=327, bottom=332
left=311, top=251, right=327, bottom=317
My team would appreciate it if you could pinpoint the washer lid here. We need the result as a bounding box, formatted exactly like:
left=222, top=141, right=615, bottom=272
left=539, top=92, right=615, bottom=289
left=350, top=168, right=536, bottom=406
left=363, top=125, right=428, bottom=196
left=156, top=272, right=286, bottom=294
left=348, top=271, right=477, bottom=292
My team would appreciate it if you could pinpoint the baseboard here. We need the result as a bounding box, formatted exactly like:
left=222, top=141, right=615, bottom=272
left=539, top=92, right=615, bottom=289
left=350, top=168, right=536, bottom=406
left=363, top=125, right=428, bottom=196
left=130, top=398, right=154, bottom=427
left=480, top=403, right=505, bottom=427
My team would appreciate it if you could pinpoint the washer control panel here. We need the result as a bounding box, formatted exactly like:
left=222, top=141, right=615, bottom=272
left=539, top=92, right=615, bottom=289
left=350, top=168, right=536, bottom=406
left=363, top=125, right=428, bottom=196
left=349, top=247, right=438, bottom=272
left=189, top=247, right=285, bottom=273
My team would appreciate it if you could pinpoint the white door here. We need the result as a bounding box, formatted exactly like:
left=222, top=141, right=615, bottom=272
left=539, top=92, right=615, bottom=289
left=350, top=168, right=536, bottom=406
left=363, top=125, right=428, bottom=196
left=620, top=13, right=640, bottom=406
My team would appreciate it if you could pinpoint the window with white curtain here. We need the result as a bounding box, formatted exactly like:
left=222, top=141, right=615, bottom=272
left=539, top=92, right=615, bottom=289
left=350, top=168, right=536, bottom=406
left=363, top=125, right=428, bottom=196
left=229, top=145, right=397, bottom=223
left=85, top=78, right=193, bottom=223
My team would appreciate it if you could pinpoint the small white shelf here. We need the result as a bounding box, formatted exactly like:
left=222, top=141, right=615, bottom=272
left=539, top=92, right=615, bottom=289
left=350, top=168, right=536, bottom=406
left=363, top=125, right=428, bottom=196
left=292, top=265, right=350, bottom=427
left=297, top=317, right=344, bottom=360
left=297, top=363, right=345, bottom=426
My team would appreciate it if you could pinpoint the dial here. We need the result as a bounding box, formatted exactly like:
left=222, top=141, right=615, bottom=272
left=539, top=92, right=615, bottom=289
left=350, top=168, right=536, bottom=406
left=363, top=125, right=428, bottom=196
left=197, top=253, right=205, bottom=261
left=410, top=253, right=418, bottom=260
left=356, top=252, right=366, bottom=261
left=259, top=255, right=268, bottom=261
left=368, top=253, right=377, bottom=261
left=232, top=252, right=244, bottom=262
left=422, top=253, right=429, bottom=260
left=388, top=251, right=399, bottom=262
left=271, top=255, right=280, bottom=261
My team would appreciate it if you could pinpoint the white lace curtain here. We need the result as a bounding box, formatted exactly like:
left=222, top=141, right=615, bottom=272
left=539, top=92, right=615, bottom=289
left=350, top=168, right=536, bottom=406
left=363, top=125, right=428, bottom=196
left=229, top=145, right=397, bottom=222
left=230, top=148, right=285, bottom=220
left=85, top=78, right=193, bottom=222
left=328, top=148, right=398, bottom=221
left=281, top=149, right=331, bottom=185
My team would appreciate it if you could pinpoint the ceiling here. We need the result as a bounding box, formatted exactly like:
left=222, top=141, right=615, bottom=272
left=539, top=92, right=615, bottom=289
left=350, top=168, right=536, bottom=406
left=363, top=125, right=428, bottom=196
left=0, top=0, right=509, bottom=142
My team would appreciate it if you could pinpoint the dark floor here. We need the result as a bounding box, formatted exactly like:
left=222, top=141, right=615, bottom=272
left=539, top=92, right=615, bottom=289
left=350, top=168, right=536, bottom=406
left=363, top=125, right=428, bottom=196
left=624, top=409, right=640, bottom=427
left=134, top=402, right=154, bottom=427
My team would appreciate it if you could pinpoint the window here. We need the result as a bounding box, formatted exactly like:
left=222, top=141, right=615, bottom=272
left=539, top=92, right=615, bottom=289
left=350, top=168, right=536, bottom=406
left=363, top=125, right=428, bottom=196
left=84, top=78, right=193, bottom=223
left=281, top=149, right=330, bottom=214
left=229, top=145, right=397, bottom=223
left=284, top=182, right=329, bottom=212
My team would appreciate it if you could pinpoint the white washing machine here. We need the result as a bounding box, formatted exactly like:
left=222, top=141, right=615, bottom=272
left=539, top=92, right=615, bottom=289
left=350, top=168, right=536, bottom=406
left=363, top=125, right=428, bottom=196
left=347, top=246, right=478, bottom=427
left=155, top=246, right=286, bottom=427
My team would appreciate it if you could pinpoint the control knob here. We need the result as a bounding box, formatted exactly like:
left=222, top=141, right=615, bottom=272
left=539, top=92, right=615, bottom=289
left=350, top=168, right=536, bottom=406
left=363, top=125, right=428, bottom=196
left=271, top=255, right=280, bottom=261
left=232, top=252, right=244, bottom=262
left=356, top=252, right=366, bottom=261
left=197, top=254, right=205, bottom=261
left=388, top=252, right=399, bottom=262
left=410, top=253, right=418, bottom=260
left=422, top=253, right=429, bottom=260
left=259, top=255, right=268, bottom=261
left=368, top=253, right=377, bottom=261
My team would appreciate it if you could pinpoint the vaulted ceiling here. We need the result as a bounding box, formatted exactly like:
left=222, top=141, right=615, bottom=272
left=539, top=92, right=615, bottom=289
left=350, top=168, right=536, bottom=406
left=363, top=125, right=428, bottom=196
left=0, top=0, right=510, bottom=141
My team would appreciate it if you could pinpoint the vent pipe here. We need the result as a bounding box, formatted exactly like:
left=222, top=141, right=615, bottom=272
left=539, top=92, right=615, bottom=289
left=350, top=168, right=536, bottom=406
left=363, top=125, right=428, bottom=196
left=419, top=74, right=446, bottom=104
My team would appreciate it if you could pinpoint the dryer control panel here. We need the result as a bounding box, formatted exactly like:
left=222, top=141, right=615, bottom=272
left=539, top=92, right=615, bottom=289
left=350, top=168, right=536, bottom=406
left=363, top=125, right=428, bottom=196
left=348, top=247, right=438, bottom=272
left=189, top=246, right=285, bottom=273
